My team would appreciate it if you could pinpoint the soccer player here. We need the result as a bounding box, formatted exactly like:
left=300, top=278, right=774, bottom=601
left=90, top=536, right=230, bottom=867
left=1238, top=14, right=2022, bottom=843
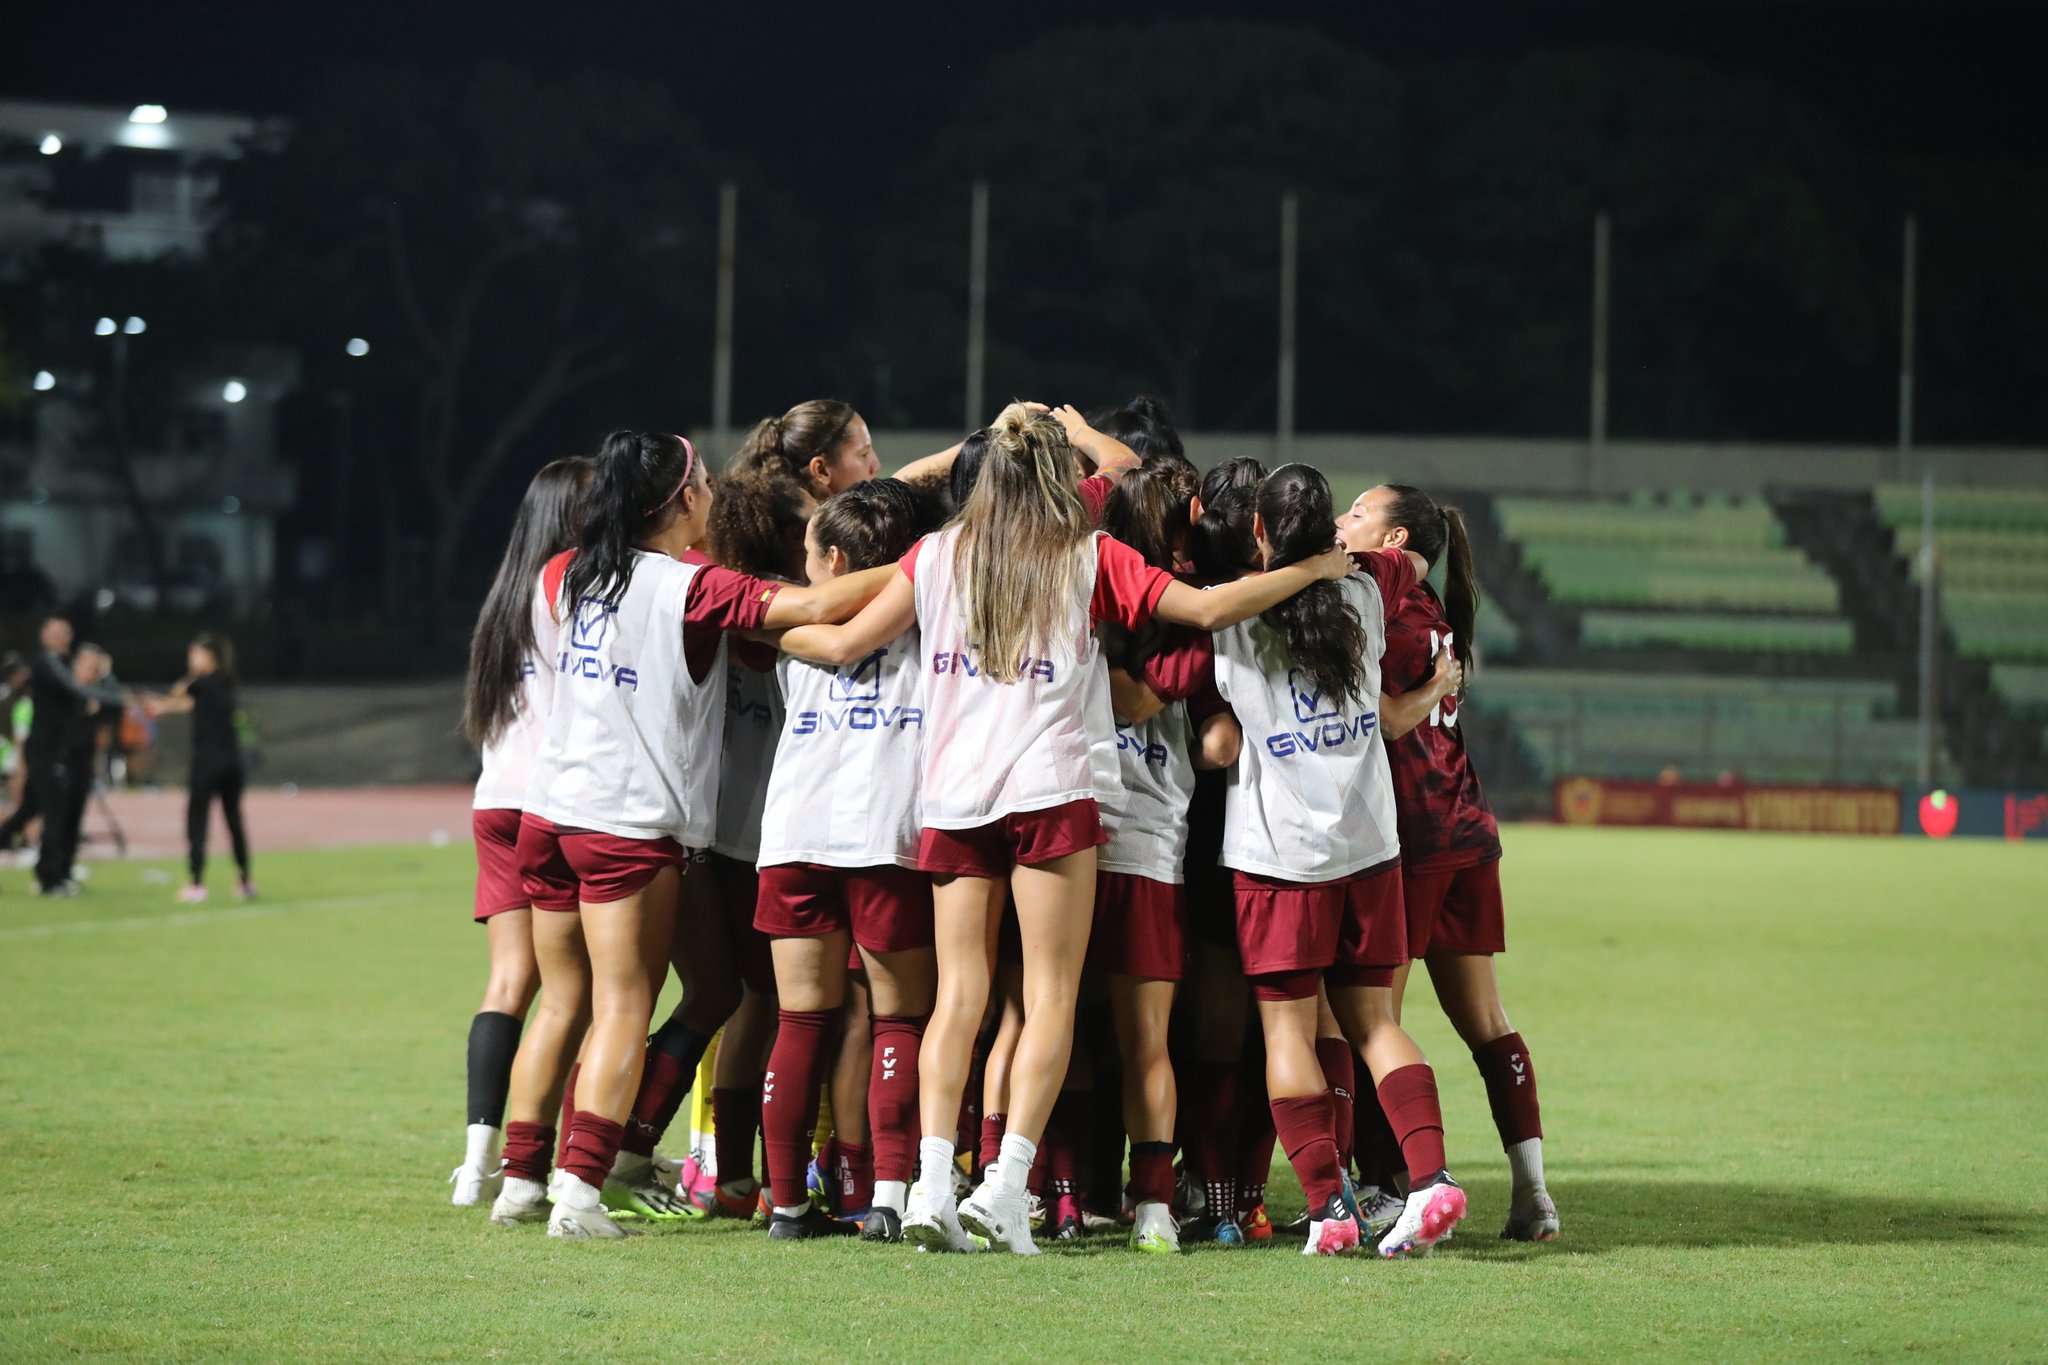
left=438, top=458, right=591, bottom=1206
left=777, top=404, right=1353, bottom=1254
left=755, top=479, right=938, bottom=1241
left=1338, top=484, right=1560, bottom=1243
left=488, top=430, right=894, bottom=1239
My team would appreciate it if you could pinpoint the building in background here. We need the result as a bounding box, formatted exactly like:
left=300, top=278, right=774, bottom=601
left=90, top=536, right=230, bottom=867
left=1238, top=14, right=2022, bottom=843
left=0, top=99, right=294, bottom=620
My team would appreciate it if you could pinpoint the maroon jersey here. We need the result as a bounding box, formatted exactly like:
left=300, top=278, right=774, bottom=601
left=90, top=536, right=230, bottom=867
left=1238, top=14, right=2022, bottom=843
left=1381, top=584, right=1500, bottom=867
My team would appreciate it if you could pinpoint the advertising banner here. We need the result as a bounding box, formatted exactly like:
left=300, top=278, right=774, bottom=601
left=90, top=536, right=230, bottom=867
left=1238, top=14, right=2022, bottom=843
left=1554, top=777, right=1900, bottom=836
left=1900, top=787, right=2048, bottom=841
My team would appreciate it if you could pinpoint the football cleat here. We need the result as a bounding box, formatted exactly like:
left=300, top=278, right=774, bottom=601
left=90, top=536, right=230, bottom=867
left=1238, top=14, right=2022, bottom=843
left=488, top=1175, right=550, bottom=1227
left=602, top=1153, right=690, bottom=1220
left=1130, top=1201, right=1180, bottom=1254
left=1300, top=1194, right=1361, bottom=1257
left=859, top=1206, right=904, bottom=1243
left=707, top=1178, right=761, bottom=1219
left=1356, top=1185, right=1406, bottom=1238
left=1502, top=1189, right=1561, bottom=1243
left=671, top=1155, right=719, bottom=1216
left=1240, top=1203, right=1273, bottom=1243
left=1378, top=1176, right=1467, bottom=1259
left=1044, top=1194, right=1083, bottom=1241
left=903, top=1179, right=980, bottom=1253
left=1180, top=1214, right=1245, bottom=1247
left=768, top=1206, right=861, bottom=1240
left=177, top=883, right=208, bottom=904
left=958, top=1179, right=1041, bottom=1256
left=549, top=1174, right=634, bottom=1239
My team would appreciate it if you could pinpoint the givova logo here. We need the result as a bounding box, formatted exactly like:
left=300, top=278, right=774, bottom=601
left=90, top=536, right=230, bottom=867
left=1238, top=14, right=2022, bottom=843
left=572, top=596, right=614, bottom=651
left=831, top=648, right=886, bottom=702
left=1289, top=668, right=1338, bottom=724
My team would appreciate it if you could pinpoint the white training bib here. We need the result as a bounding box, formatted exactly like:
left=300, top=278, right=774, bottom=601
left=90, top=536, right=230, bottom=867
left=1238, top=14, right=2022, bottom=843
left=911, top=527, right=1119, bottom=828
left=473, top=582, right=560, bottom=812
left=757, top=628, right=925, bottom=869
left=524, top=550, right=725, bottom=845
left=1213, top=573, right=1398, bottom=881
left=711, top=656, right=784, bottom=862
left=1097, top=702, right=1195, bottom=884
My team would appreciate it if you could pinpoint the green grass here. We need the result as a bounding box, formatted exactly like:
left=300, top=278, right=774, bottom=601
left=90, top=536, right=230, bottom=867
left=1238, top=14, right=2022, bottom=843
left=3, top=828, right=2046, bottom=1362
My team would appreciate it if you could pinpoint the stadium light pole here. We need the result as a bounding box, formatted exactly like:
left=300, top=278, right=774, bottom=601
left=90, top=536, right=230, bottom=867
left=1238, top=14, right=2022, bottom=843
left=965, top=180, right=989, bottom=433
left=712, top=182, right=737, bottom=462
left=1588, top=212, right=1610, bottom=493
left=1917, top=466, right=1938, bottom=788
left=1897, top=215, right=1918, bottom=481
left=1277, top=192, right=1299, bottom=464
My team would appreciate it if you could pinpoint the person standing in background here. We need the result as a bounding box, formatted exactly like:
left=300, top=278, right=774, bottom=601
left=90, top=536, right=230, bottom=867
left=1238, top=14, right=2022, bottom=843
left=18, top=618, right=119, bottom=896
left=145, top=634, right=254, bottom=903
left=0, top=652, right=34, bottom=852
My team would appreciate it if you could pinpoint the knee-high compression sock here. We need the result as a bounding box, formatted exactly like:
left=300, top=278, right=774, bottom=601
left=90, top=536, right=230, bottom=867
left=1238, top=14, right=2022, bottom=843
left=979, top=1112, right=1007, bottom=1179
left=465, top=1011, right=523, bottom=1129
left=1376, top=1064, right=1448, bottom=1187
left=761, top=1010, right=835, bottom=1210
left=502, top=1120, right=555, bottom=1183
left=621, top=1017, right=716, bottom=1157
left=868, top=1016, right=925, bottom=1189
left=1127, top=1140, right=1175, bottom=1208
left=1269, top=1091, right=1342, bottom=1212
left=1314, top=1038, right=1356, bottom=1173
left=1472, top=1032, right=1544, bottom=1148
left=713, top=1086, right=763, bottom=1190
left=1185, top=1059, right=1241, bottom=1218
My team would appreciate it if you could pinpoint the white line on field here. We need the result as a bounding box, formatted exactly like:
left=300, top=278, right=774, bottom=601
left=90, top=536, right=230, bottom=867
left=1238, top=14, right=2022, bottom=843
left=0, top=892, right=410, bottom=943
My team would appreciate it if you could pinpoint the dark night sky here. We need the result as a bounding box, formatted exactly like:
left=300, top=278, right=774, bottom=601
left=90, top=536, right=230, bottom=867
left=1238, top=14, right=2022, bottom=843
left=7, top=0, right=2044, bottom=168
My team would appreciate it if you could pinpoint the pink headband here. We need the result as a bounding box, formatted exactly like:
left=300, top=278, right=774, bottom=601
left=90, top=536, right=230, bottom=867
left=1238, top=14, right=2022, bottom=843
left=644, top=435, right=698, bottom=517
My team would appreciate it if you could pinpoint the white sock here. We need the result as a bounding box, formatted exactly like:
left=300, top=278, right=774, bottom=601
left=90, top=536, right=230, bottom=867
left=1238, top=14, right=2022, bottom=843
left=995, top=1133, right=1037, bottom=1198
left=502, top=1175, right=546, bottom=1201
left=918, top=1137, right=956, bottom=1197
left=774, top=1203, right=808, bottom=1219
left=874, top=1179, right=908, bottom=1214
left=464, top=1123, right=502, bottom=1170
left=1506, top=1137, right=1546, bottom=1196
left=556, top=1172, right=601, bottom=1209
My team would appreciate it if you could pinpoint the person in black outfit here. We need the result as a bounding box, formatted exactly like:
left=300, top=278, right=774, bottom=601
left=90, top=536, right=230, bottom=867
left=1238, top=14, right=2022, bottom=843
left=145, top=633, right=253, bottom=902
left=10, top=618, right=122, bottom=895
left=51, top=644, right=123, bottom=886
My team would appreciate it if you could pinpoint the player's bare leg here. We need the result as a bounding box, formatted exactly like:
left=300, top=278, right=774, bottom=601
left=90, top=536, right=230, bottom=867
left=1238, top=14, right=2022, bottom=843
left=1425, top=952, right=1556, bottom=1241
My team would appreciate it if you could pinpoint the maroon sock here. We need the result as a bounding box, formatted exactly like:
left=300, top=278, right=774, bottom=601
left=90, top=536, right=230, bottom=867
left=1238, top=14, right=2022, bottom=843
left=1377, top=1064, right=1448, bottom=1185
left=761, top=1009, right=834, bottom=1209
left=1472, top=1032, right=1544, bottom=1148
left=836, top=1140, right=874, bottom=1212
left=1185, top=1060, right=1241, bottom=1216
left=979, top=1112, right=1007, bottom=1178
left=502, top=1120, right=554, bottom=1183
left=561, top=1110, right=625, bottom=1191
left=869, top=1015, right=925, bottom=1185
left=1127, top=1140, right=1175, bottom=1207
left=1045, top=1093, right=1082, bottom=1200
left=712, top=1085, right=762, bottom=1188
left=1314, top=1038, right=1356, bottom=1171
left=1270, top=1091, right=1343, bottom=1211
left=1353, top=1074, right=1403, bottom=1189
left=622, top=1049, right=692, bottom=1157
left=556, top=1062, right=580, bottom=1166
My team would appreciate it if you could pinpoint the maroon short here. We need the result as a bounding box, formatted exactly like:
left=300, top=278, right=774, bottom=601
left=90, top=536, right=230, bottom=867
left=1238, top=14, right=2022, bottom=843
left=917, top=798, right=1105, bottom=879
left=707, top=852, right=775, bottom=992
left=473, top=807, right=529, bottom=921
left=754, top=862, right=935, bottom=955
left=1232, top=858, right=1407, bottom=981
left=1402, top=856, right=1506, bottom=957
left=1090, top=871, right=1187, bottom=981
left=517, top=814, right=685, bottom=913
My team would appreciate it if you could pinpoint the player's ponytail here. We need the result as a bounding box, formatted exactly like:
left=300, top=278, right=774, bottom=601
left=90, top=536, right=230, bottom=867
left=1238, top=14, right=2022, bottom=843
left=1257, top=464, right=1368, bottom=712
left=463, top=456, right=593, bottom=747
left=734, top=399, right=860, bottom=497
left=1381, top=483, right=1478, bottom=689
left=1099, top=459, right=1201, bottom=672
left=1188, top=457, right=1265, bottom=583
left=564, top=430, right=693, bottom=613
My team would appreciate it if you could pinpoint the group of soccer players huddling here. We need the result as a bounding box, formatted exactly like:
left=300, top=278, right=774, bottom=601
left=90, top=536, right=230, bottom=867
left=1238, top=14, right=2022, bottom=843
left=447, top=394, right=1559, bottom=1258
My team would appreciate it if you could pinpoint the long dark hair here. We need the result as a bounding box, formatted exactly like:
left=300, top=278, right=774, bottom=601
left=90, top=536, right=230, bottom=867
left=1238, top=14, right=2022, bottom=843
left=1098, top=459, right=1201, bottom=673
left=811, top=478, right=933, bottom=573
left=1258, top=465, right=1368, bottom=712
left=563, top=430, right=695, bottom=613
left=1378, top=484, right=1479, bottom=686
left=733, top=399, right=860, bottom=495
left=941, top=428, right=992, bottom=520
left=463, top=456, right=593, bottom=747
left=192, top=631, right=239, bottom=686
left=709, top=466, right=809, bottom=580
left=1188, top=457, right=1266, bottom=583
left=1092, top=395, right=1185, bottom=461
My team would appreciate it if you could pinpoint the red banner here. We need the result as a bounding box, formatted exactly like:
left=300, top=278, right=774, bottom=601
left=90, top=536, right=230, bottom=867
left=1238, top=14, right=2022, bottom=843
left=1555, top=777, right=1899, bottom=836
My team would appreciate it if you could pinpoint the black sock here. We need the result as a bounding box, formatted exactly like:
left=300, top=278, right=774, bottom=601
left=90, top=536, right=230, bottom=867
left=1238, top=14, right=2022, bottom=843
left=466, top=1011, right=524, bottom=1128
left=648, top=1014, right=715, bottom=1076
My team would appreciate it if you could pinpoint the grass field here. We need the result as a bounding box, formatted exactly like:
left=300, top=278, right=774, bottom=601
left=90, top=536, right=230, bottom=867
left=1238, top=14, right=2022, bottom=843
left=2, top=825, right=2045, bottom=1362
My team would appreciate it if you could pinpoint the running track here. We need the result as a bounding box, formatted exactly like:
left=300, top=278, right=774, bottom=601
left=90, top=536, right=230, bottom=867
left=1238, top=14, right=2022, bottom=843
left=64, top=785, right=478, bottom=862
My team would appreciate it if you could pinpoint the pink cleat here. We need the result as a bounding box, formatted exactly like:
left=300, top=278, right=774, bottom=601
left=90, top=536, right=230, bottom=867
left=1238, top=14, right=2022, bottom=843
left=1378, top=1177, right=1467, bottom=1258
left=1300, top=1193, right=1362, bottom=1256
left=672, top=1155, right=720, bottom=1217
left=178, top=884, right=209, bottom=904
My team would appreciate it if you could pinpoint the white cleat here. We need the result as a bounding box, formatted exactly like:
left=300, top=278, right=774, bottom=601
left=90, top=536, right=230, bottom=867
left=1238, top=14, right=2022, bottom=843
left=958, top=1178, right=1040, bottom=1256
left=1377, top=1177, right=1467, bottom=1259
left=602, top=1152, right=690, bottom=1220
left=548, top=1173, right=634, bottom=1239
left=902, top=1179, right=981, bottom=1254
left=488, top=1175, right=550, bottom=1226
left=648, top=1147, right=683, bottom=1192
left=1356, top=1185, right=1406, bottom=1238
left=450, top=1123, right=505, bottom=1206
left=1502, top=1188, right=1561, bottom=1242
left=1130, top=1200, right=1180, bottom=1254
